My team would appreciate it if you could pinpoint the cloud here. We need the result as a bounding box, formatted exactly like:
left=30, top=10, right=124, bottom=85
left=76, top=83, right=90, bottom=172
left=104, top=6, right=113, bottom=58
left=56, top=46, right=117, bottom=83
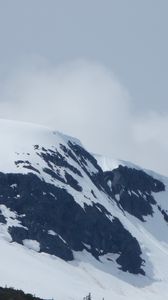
left=132, top=112, right=168, bottom=175
left=0, top=59, right=167, bottom=176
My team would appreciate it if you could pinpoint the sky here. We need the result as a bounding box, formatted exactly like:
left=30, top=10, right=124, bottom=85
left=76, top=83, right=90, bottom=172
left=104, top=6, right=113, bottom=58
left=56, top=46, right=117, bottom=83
left=0, top=0, right=168, bottom=175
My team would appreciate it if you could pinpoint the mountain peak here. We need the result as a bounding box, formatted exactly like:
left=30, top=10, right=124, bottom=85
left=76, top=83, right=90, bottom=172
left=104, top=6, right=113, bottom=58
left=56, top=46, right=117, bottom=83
left=0, top=119, right=167, bottom=299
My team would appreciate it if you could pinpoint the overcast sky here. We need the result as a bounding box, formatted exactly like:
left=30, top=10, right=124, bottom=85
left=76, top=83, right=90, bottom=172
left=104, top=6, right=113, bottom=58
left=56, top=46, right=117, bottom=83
left=0, top=0, right=168, bottom=175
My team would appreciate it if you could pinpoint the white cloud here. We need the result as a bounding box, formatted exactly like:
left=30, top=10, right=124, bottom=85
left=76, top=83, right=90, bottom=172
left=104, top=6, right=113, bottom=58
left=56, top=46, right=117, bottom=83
left=0, top=59, right=167, bottom=176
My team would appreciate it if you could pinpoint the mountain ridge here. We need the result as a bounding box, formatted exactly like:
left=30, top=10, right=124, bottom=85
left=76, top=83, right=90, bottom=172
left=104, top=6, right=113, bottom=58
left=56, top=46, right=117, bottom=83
left=0, top=119, right=167, bottom=300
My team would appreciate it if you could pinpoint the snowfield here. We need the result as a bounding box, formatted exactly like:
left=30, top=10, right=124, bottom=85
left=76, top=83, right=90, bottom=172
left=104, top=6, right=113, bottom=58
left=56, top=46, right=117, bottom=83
left=0, top=119, right=167, bottom=300
left=1, top=217, right=168, bottom=300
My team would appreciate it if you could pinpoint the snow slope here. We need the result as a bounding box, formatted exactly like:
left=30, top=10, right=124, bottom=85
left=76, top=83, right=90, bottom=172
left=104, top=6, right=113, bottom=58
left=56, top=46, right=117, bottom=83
left=1, top=195, right=168, bottom=300
left=94, top=153, right=143, bottom=172
left=0, top=120, right=168, bottom=299
left=0, top=118, right=82, bottom=174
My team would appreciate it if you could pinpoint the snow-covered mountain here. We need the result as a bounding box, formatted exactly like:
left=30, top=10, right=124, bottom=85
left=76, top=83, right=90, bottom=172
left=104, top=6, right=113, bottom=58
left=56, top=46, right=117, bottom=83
left=0, top=119, right=168, bottom=300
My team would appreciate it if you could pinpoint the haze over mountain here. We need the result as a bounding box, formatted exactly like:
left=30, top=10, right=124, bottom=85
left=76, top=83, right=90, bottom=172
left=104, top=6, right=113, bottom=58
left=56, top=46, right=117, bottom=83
left=0, top=1, right=168, bottom=176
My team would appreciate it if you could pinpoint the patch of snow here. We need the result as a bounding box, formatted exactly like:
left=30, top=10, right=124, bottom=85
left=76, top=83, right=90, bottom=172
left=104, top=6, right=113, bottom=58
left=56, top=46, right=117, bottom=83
left=115, top=194, right=120, bottom=201
left=23, top=239, right=40, bottom=252
left=132, top=190, right=139, bottom=197
left=0, top=205, right=26, bottom=242
left=107, top=179, right=112, bottom=190
left=57, top=234, right=67, bottom=244
left=48, top=230, right=56, bottom=236
left=10, top=184, right=17, bottom=189
left=0, top=205, right=24, bottom=228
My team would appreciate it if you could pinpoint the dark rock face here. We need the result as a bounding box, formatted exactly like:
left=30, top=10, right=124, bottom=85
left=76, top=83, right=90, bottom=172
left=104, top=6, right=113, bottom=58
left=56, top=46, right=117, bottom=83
left=103, top=165, right=165, bottom=221
left=0, top=171, right=144, bottom=275
left=1, top=142, right=165, bottom=276
left=158, top=205, right=168, bottom=223
left=68, top=142, right=105, bottom=189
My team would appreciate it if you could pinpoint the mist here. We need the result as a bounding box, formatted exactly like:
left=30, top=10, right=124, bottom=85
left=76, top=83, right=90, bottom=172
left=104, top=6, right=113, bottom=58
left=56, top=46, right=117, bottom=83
left=0, top=59, right=167, bottom=176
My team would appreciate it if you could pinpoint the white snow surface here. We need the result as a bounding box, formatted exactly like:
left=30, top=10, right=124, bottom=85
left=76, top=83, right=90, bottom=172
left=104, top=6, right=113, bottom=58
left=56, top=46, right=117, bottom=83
left=94, top=153, right=142, bottom=172
left=0, top=118, right=82, bottom=174
left=23, top=239, right=40, bottom=252
left=0, top=120, right=168, bottom=299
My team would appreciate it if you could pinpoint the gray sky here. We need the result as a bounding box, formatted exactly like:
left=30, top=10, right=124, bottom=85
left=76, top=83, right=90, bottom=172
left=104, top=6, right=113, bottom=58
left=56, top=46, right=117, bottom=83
left=0, top=0, right=168, bottom=175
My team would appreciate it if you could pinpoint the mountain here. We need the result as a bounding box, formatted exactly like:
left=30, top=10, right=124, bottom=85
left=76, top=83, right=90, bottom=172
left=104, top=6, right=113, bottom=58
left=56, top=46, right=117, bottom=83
left=0, top=119, right=168, bottom=300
